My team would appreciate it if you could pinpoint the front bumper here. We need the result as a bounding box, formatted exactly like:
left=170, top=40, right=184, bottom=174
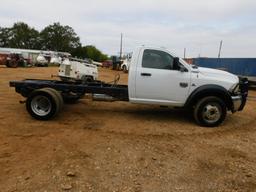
left=231, top=77, right=248, bottom=112
left=232, top=95, right=243, bottom=112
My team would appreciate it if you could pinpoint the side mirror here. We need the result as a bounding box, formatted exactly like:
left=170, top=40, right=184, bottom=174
left=173, top=57, right=188, bottom=72
left=173, top=57, right=180, bottom=70
left=180, top=65, right=188, bottom=72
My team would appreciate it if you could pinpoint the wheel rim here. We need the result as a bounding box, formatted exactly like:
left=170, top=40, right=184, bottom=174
left=31, top=95, right=52, bottom=116
left=202, top=103, right=221, bottom=124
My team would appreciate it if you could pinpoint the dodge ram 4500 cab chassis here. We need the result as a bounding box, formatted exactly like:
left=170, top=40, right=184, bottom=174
left=10, top=46, right=248, bottom=127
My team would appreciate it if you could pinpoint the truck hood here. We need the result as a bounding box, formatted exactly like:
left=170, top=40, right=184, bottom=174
left=197, top=67, right=239, bottom=84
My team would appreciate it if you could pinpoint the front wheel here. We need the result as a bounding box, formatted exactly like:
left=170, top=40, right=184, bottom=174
left=193, top=96, right=227, bottom=127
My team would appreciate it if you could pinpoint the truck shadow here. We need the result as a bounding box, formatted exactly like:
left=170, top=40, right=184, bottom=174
left=64, top=101, right=196, bottom=125
left=70, top=102, right=195, bottom=125
left=126, top=107, right=194, bottom=124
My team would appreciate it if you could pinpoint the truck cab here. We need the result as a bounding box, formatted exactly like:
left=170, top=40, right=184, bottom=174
left=128, top=46, right=248, bottom=126
left=129, top=47, right=191, bottom=105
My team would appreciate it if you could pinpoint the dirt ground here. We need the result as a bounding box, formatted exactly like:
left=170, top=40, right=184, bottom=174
left=0, top=66, right=256, bottom=192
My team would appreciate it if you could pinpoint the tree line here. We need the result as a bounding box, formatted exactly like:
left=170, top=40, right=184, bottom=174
left=0, top=22, right=108, bottom=62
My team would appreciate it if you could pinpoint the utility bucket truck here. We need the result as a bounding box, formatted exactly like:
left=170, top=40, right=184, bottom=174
left=10, top=46, right=248, bottom=127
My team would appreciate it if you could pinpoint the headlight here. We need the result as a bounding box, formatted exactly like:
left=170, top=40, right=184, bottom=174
left=229, top=83, right=240, bottom=94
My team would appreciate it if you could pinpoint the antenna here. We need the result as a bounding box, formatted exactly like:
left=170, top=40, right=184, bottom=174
left=218, top=40, right=223, bottom=58
left=184, top=48, right=186, bottom=59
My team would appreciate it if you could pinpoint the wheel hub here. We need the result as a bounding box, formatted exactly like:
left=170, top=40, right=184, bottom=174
left=203, top=104, right=221, bottom=123
left=31, top=95, right=52, bottom=116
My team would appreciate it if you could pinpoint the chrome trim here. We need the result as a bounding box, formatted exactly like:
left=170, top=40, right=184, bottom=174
left=232, top=95, right=242, bottom=112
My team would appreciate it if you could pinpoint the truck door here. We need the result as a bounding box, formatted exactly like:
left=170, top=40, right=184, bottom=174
left=135, top=49, right=191, bottom=106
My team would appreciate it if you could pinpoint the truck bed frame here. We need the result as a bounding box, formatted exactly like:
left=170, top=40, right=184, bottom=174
left=10, top=79, right=129, bottom=101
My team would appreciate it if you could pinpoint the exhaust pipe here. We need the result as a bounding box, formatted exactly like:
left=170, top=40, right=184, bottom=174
left=92, top=94, right=116, bottom=102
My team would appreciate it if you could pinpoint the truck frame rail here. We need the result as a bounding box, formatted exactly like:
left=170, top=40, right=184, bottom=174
left=10, top=79, right=129, bottom=101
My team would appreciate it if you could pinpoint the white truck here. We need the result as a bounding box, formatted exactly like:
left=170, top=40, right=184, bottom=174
left=120, top=53, right=132, bottom=73
left=10, top=46, right=248, bottom=127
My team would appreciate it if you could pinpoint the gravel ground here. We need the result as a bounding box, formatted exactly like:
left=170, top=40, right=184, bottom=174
left=0, top=66, right=256, bottom=192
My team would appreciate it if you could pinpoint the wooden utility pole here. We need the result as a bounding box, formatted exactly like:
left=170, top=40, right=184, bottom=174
left=120, top=33, right=123, bottom=59
left=218, top=40, right=223, bottom=58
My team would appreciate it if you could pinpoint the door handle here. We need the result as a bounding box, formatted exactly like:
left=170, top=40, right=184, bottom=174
left=180, top=82, right=188, bottom=88
left=141, top=73, right=152, bottom=77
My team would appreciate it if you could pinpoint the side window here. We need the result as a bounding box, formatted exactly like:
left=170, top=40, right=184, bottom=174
left=142, top=49, right=174, bottom=70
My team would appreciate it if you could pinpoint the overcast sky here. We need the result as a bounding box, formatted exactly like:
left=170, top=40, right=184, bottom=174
left=0, top=0, right=256, bottom=57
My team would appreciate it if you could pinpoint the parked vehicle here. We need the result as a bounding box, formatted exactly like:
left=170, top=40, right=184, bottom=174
left=120, top=53, right=132, bottom=73
left=58, top=58, right=98, bottom=82
left=0, top=47, right=71, bottom=67
left=36, top=53, right=50, bottom=67
left=0, top=53, right=8, bottom=66
left=50, top=55, right=62, bottom=65
left=102, top=60, right=113, bottom=68
left=112, top=56, right=122, bottom=70
left=0, top=53, right=32, bottom=68
left=9, top=46, right=248, bottom=127
left=6, top=53, right=26, bottom=68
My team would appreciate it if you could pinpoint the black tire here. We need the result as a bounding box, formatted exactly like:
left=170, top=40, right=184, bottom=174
left=81, top=75, right=93, bottom=83
left=26, top=89, right=61, bottom=120
left=122, top=65, right=128, bottom=73
left=5, top=61, right=11, bottom=67
left=6, top=60, right=18, bottom=68
left=193, top=96, right=227, bottom=127
left=41, top=88, right=64, bottom=109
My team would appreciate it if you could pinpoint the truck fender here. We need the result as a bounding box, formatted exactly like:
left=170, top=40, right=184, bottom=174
left=185, top=84, right=233, bottom=110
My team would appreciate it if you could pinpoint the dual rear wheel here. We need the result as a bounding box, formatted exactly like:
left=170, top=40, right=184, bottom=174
left=26, top=88, right=64, bottom=120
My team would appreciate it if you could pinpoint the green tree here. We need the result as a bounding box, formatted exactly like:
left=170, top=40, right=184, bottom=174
left=8, top=22, right=40, bottom=49
left=72, top=45, right=108, bottom=62
left=71, top=46, right=86, bottom=58
left=40, top=22, right=81, bottom=52
left=0, top=22, right=109, bottom=61
left=0, top=27, right=12, bottom=47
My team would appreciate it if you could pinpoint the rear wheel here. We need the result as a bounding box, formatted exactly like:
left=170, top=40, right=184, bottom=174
left=26, top=88, right=62, bottom=120
left=122, top=65, right=128, bottom=73
left=41, top=88, right=64, bottom=109
left=193, top=96, right=227, bottom=127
